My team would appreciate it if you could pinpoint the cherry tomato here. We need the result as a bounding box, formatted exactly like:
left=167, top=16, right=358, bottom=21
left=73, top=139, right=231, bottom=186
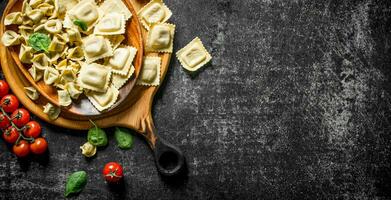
left=0, top=113, right=10, bottom=129
left=102, top=162, right=123, bottom=184
left=2, top=127, right=19, bottom=144
left=11, top=108, right=30, bottom=127
left=1, top=94, right=19, bottom=113
left=30, top=137, right=48, bottom=154
left=23, top=121, right=41, bottom=138
left=13, top=140, right=30, bottom=157
left=0, top=80, right=9, bottom=98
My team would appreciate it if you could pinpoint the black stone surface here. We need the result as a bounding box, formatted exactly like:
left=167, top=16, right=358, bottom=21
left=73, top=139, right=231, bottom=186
left=1, top=0, right=391, bottom=199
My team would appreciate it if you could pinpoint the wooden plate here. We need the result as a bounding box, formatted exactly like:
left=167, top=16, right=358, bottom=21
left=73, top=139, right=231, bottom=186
left=3, top=0, right=144, bottom=118
left=0, top=0, right=186, bottom=176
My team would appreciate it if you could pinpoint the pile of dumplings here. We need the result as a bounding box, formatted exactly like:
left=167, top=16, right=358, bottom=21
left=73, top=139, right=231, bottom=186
left=1, top=0, right=213, bottom=119
left=1, top=0, right=137, bottom=112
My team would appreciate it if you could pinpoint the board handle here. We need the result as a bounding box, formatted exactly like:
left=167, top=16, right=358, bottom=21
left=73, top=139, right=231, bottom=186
left=143, top=117, right=186, bottom=176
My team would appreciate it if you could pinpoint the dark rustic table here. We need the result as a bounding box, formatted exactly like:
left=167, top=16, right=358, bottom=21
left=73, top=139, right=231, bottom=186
left=1, top=0, right=391, bottom=199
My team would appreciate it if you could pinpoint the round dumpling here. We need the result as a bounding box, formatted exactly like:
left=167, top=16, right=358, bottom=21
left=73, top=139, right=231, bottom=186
left=4, top=12, right=23, bottom=25
left=45, top=19, right=63, bottom=34
left=1, top=30, right=21, bottom=47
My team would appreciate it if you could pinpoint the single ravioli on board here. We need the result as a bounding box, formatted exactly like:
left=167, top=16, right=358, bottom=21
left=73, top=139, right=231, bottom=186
left=136, top=56, right=161, bottom=86
left=145, top=23, right=175, bottom=53
left=176, top=37, right=212, bottom=72
left=100, top=0, right=132, bottom=20
left=138, top=0, right=172, bottom=30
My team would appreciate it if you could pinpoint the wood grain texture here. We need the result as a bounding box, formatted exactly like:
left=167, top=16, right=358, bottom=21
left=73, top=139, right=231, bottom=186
left=1, top=0, right=145, bottom=117
left=0, top=0, right=172, bottom=143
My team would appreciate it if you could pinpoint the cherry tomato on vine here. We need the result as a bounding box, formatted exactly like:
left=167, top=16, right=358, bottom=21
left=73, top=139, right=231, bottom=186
left=1, top=94, right=19, bottom=113
left=23, top=121, right=41, bottom=138
left=0, top=113, right=10, bottom=129
left=102, top=162, right=123, bottom=184
left=30, top=137, right=48, bottom=154
left=0, top=80, right=9, bottom=98
left=11, top=108, right=30, bottom=127
left=13, top=140, right=30, bottom=157
left=2, top=127, right=19, bottom=144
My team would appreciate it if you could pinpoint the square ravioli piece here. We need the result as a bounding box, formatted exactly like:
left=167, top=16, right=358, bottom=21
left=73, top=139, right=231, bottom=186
left=107, top=46, right=137, bottom=75
left=94, top=12, right=126, bottom=35
left=145, top=23, right=175, bottom=53
left=78, top=63, right=112, bottom=92
left=66, top=0, right=101, bottom=32
left=86, top=85, right=119, bottom=112
left=138, top=0, right=172, bottom=30
left=100, top=0, right=132, bottom=20
left=136, top=56, right=161, bottom=86
left=112, top=65, right=135, bottom=89
left=82, top=35, right=113, bottom=63
left=176, top=37, right=212, bottom=72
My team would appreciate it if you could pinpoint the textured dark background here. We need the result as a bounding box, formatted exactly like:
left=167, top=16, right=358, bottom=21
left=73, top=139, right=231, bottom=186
left=1, top=0, right=391, bottom=199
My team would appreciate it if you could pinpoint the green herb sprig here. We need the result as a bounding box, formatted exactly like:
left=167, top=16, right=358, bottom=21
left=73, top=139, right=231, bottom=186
left=28, top=33, right=51, bottom=53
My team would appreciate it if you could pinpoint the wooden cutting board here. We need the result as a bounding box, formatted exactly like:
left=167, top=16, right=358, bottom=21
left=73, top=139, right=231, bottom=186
left=0, top=0, right=185, bottom=176
left=5, top=0, right=144, bottom=118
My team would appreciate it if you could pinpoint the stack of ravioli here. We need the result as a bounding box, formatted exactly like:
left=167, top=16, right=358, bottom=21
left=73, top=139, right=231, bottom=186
left=135, top=0, right=174, bottom=87
left=1, top=0, right=137, bottom=112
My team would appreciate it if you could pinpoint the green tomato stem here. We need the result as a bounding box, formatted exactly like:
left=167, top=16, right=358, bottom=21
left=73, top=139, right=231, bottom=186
left=0, top=106, right=34, bottom=144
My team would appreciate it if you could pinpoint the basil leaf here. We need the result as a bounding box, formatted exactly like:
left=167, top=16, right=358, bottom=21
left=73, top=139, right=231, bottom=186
left=73, top=19, right=88, bottom=31
left=114, top=127, right=133, bottom=149
left=65, top=171, right=87, bottom=197
left=28, top=33, right=51, bottom=52
left=87, top=120, right=108, bottom=147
